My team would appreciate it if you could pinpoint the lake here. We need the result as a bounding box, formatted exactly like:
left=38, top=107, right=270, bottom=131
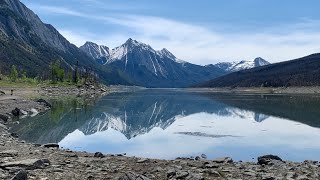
left=10, top=89, right=320, bottom=161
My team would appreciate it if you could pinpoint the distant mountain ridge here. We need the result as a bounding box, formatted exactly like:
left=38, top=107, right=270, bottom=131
left=214, top=57, right=270, bottom=72
left=197, top=53, right=320, bottom=87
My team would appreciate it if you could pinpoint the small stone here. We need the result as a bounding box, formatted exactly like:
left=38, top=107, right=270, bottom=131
left=207, top=170, right=221, bottom=177
left=152, top=166, right=163, bottom=173
left=136, top=158, right=149, bottom=163
left=19, top=109, right=28, bottom=115
left=167, top=169, right=176, bottom=178
left=297, top=175, right=309, bottom=180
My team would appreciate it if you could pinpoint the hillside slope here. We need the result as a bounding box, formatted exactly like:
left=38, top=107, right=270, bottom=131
left=0, top=0, right=132, bottom=85
left=197, top=53, right=320, bottom=87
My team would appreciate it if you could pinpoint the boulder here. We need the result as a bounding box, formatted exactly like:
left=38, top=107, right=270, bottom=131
left=43, top=143, right=59, bottom=148
left=11, top=133, right=19, bottom=138
left=0, top=159, right=50, bottom=170
left=11, top=108, right=20, bottom=116
left=212, top=157, right=233, bottom=164
left=176, top=171, right=189, bottom=179
left=11, top=170, right=27, bottom=180
left=258, top=155, right=283, bottom=165
left=94, top=152, right=104, bottom=158
left=36, top=99, right=52, bottom=108
left=0, top=114, right=9, bottom=122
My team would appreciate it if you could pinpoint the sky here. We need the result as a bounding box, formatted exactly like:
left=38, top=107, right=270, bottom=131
left=21, top=0, right=320, bottom=65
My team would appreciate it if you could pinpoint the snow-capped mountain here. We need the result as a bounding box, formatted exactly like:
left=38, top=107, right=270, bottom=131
left=80, top=38, right=225, bottom=87
left=79, top=42, right=110, bottom=64
left=215, top=57, right=270, bottom=72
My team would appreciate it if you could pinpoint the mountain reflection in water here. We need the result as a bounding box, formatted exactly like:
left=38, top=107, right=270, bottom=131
left=10, top=90, right=320, bottom=161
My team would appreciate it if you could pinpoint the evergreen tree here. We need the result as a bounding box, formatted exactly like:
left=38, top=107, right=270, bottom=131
left=9, top=65, right=18, bottom=82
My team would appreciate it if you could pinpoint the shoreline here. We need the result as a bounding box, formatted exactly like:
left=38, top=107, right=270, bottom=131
left=186, top=86, right=320, bottom=95
left=0, top=86, right=319, bottom=179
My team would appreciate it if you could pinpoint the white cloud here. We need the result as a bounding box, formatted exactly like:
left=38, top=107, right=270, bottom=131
left=33, top=5, right=320, bottom=65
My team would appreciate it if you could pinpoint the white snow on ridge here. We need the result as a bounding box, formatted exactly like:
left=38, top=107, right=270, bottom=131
left=215, top=57, right=270, bottom=72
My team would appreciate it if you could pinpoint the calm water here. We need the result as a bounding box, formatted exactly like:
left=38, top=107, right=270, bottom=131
left=10, top=90, right=320, bottom=161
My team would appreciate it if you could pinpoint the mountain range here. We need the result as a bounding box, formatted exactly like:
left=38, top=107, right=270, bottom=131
left=79, top=40, right=270, bottom=87
left=9, top=0, right=320, bottom=89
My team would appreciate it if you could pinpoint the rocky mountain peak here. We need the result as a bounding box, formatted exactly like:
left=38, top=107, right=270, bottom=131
left=157, top=48, right=176, bottom=59
left=253, top=57, right=270, bottom=66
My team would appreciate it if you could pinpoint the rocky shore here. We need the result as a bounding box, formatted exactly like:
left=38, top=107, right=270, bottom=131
left=0, top=125, right=319, bottom=180
left=0, top=87, right=319, bottom=179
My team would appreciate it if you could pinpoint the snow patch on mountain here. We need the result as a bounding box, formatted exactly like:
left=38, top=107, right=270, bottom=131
left=215, top=57, right=270, bottom=72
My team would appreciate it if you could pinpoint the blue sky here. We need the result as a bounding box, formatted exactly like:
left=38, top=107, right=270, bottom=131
left=21, top=0, right=320, bottom=64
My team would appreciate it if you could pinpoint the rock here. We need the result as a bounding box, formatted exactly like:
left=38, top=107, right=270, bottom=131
left=0, top=114, right=9, bottom=122
left=0, top=150, right=18, bottom=157
left=118, top=172, right=150, bottom=180
left=195, top=156, right=201, bottom=160
left=152, top=166, right=163, bottom=173
left=201, top=154, right=207, bottom=159
left=297, top=175, right=309, bottom=180
left=94, top=152, right=104, bottom=158
left=212, top=157, right=233, bottom=163
left=11, top=170, right=27, bottom=180
left=0, top=159, right=50, bottom=170
left=167, top=169, right=176, bottom=178
left=19, top=109, right=28, bottom=115
left=258, top=155, right=283, bottom=165
left=11, top=133, right=19, bottom=138
left=176, top=171, right=189, bottom=179
left=185, top=173, right=204, bottom=180
left=136, top=158, right=149, bottom=163
left=43, top=143, right=59, bottom=148
left=36, top=99, right=52, bottom=108
left=30, top=109, right=39, bottom=117
left=205, top=163, right=219, bottom=169
left=205, top=169, right=221, bottom=177
left=11, top=108, right=20, bottom=116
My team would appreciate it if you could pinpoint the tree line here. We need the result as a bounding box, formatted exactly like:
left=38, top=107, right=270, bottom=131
left=3, top=60, right=98, bottom=85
